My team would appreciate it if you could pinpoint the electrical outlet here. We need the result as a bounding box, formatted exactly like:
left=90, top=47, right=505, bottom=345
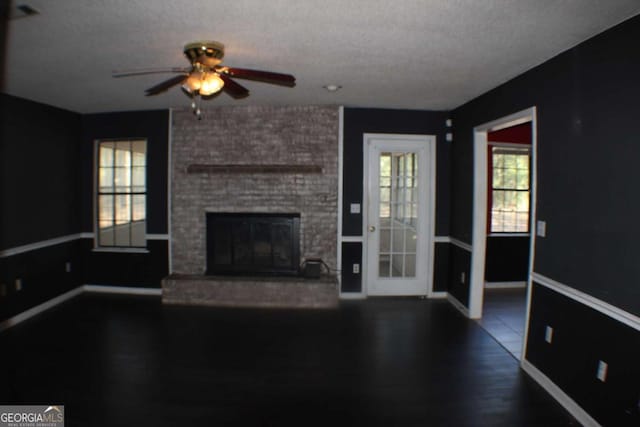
left=545, top=326, right=553, bottom=343
left=65, top=262, right=72, bottom=273
left=597, top=360, right=608, bottom=382
left=15, top=278, right=22, bottom=291
left=460, top=272, right=465, bottom=284
left=352, top=263, right=360, bottom=274
left=350, top=203, right=360, bottom=214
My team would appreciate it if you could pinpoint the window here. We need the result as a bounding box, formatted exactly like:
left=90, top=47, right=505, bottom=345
left=96, top=139, right=147, bottom=248
left=490, top=146, right=530, bottom=233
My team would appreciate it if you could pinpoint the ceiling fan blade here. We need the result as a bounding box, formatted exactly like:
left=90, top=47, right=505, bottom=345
left=112, top=67, right=190, bottom=78
left=219, top=74, right=250, bottom=99
left=145, top=74, right=188, bottom=96
left=218, top=67, right=296, bottom=87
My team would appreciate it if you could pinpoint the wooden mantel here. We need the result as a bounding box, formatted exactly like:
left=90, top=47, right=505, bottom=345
left=186, top=164, right=323, bottom=174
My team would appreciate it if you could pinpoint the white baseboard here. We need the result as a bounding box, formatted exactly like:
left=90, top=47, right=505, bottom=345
left=430, top=291, right=448, bottom=299
left=83, top=284, right=162, bottom=296
left=339, top=292, right=366, bottom=300
left=0, top=285, right=162, bottom=332
left=521, top=359, right=599, bottom=427
left=447, top=293, right=470, bottom=317
left=485, top=281, right=527, bottom=289
left=0, top=286, right=84, bottom=332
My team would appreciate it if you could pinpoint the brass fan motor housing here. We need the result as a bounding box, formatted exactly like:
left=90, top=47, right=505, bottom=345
left=184, top=41, right=225, bottom=68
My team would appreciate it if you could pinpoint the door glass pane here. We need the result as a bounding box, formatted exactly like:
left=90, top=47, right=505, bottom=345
left=391, top=255, right=404, bottom=277
left=379, top=256, right=391, bottom=278
left=377, top=152, right=419, bottom=279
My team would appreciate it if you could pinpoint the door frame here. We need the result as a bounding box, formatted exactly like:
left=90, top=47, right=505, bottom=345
left=362, top=133, right=437, bottom=297
left=469, top=107, right=538, bottom=327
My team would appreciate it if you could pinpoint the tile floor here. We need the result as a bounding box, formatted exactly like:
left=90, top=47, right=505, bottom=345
left=478, top=287, right=528, bottom=359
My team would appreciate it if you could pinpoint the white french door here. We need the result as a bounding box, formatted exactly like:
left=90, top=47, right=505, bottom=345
left=364, top=134, right=435, bottom=296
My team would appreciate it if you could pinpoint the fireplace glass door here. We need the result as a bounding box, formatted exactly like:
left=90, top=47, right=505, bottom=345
left=206, top=213, right=300, bottom=275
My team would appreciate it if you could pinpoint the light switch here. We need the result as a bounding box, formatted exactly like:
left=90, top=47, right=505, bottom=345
left=350, top=203, right=361, bottom=214
left=537, top=220, right=546, bottom=237
left=545, top=326, right=553, bottom=343
left=597, top=360, right=608, bottom=382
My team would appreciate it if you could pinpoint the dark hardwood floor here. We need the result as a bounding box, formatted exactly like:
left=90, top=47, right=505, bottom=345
left=479, top=287, right=528, bottom=359
left=0, top=294, right=578, bottom=426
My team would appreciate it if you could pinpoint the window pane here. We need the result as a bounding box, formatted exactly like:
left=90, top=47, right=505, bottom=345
left=96, top=139, right=147, bottom=248
left=380, top=154, right=391, bottom=177
left=379, top=257, right=391, bottom=278
left=100, top=143, right=114, bottom=167
left=131, top=140, right=146, bottom=166
left=99, top=223, right=114, bottom=246
left=114, top=166, right=131, bottom=192
left=132, top=166, right=146, bottom=192
left=99, top=167, right=114, bottom=192
left=380, top=188, right=391, bottom=202
left=516, top=191, right=530, bottom=212
left=131, top=221, right=146, bottom=247
left=516, top=169, right=529, bottom=189
left=405, top=254, right=416, bottom=277
left=405, top=228, right=417, bottom=253
left=379, top=228, right=391, bottom=253
left=391, top=255, right=404, bottom=277
left=115, top=194, right=131, bottom=225
left=98, top=195, right=114, bottom=222
left=115, top=145, right=131, bottom=168
left=132, top=195, right=146, bottom=221
left=114, top=223, right=131, bottom=246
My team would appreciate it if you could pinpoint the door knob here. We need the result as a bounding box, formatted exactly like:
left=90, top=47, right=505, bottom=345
left=369, top=225, right=376, bottom=232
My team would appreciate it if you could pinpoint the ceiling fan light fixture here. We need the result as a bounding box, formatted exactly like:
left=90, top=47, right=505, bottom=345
left=183, top=72, right=203, bottom=93
left=323, top=84, right=342, bottom=92
left=199, top=73, right=225, bottom=96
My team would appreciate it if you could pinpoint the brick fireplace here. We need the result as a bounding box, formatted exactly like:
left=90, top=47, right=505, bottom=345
left=164, top=105, right=339, bottom=307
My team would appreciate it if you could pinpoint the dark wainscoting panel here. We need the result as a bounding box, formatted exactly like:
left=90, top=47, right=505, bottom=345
left=0, top=241, right=82, bottom=322
left=80, top=239, right=169, bottom=288
left=526, top=282, right=640, bottom=426
left=433, top=242, right=450, bottom=293
left=485, top=236, right=530, bottom=282
left=448, top=244, right=471, bottom=307
left=340, top=242, right=362, bottom=293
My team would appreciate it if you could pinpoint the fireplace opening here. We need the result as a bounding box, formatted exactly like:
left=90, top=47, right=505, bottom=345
left=206, top=213, right=301, bottom=276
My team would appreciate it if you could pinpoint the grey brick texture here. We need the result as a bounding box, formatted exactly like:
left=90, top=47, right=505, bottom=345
left=171, top=105, right=339, bottom=275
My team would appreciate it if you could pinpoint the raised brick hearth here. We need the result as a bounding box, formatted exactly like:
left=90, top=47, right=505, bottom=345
left=162, top=275, right=339, bottom=309
left=165, top=105, right=340, bottom=306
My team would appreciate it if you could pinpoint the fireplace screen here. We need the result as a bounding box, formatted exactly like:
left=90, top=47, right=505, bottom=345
left=206, top=213, right=301, bottom=275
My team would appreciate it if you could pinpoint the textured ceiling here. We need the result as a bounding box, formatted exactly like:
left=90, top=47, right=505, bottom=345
left=4, top=0, right=640, bottom=114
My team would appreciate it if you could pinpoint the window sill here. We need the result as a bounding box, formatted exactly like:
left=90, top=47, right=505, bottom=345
left=488, top=233, right=530, bottom=237
left=92, top=247, right=150, bottom=254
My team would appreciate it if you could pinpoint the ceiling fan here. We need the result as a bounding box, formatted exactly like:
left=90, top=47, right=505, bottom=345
left=113, top=41, right=296, bottom=118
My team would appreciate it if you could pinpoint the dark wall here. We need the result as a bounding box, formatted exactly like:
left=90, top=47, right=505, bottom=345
left=1, top=94, right=82, bottom=248
left=450, top=14, right=640, bottom=424
left=485, top=236, right=529, bottom=282
left=81, top=110, right=169, bottom=234
left=80, top=110, right=170, bottom=287
left=451, top=15, right=640, bottom=316
left=527, top=283, right=640, bottom=426
left=341, top=108, right=450, bottom=293
left=0, top=94, right=83, bottom=321
left=342, top=108, right=450, bottom=236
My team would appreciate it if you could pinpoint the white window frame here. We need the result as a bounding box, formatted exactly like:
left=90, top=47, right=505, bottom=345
left=93, top=138, right=149, bottom=253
